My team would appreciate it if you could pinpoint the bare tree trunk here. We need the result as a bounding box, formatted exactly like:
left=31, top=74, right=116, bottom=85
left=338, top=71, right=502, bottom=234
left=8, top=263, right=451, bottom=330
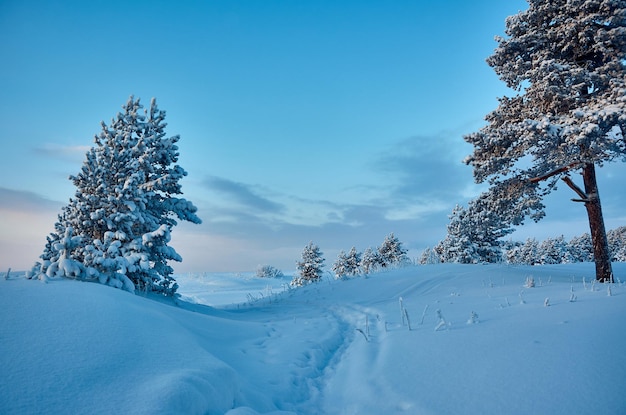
left=581, top=163, right=613, bottom=282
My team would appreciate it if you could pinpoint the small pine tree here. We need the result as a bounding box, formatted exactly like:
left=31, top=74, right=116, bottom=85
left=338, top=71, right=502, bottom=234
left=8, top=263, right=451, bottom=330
left=360, top=247, right=380, bottom=274
left=378, top=233, right=409, bottom=268
left=607, top=226, right=626, bottom=262
left=292, top=242, right=325, bottom=286
left=568, top=233, right=594, bottom=263
left=332, top=250, right=349, bottom=279
left=419, top=246, right=441, bottom=265
left=332, top=247, right=361, bottom=279
left=538, top=236, right=572, bottom=264
left=519, top=238, right=539, bottom=265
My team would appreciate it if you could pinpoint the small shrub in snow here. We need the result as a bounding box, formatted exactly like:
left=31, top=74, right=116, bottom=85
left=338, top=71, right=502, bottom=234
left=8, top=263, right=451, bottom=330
left=467, top=311, right=479, bottom=325
left=256, top=265, right=284, bottom=278
left=544, top=298, right=550, bottom=307
left=525, top=276, right=535, bottom=288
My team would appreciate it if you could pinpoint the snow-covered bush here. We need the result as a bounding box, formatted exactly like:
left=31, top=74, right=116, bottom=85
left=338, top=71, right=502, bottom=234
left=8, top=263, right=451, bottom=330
left=29, top=97, right=201, bottom=296
left=256, top=265, right=284, bottom=278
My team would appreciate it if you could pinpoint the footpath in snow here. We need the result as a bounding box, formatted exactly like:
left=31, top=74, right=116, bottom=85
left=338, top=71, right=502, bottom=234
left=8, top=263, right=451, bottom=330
left=1, top=263, right=625, bottom=414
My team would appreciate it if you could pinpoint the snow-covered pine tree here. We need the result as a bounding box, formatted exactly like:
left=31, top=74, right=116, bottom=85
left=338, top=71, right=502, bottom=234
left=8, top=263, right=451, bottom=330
left=332, top=250, right=349, bottom=279
left=568, top=232, right=594, bottom=262
left=607, top=226, right=626, bottom=261
left=519, top=238, right=539, bottom=265
left=437, top=196, right=512, bottom=264
left=537, top=235, right=572, bottom=264
left=292, top=242, right=325, bottom=286
left=464, top=0, right=625, bottom=281
left=418, top=247, right=441, bottom=265
left=436, top=205, right=477, bottom=264
left=332, top=247, right=361, bottom=279
left=378, top=233, right=409, bottom=268
left=29, top=97, right=201, bottom=296
left=359, top=247, right=380, bottom=274
left=345, top=247, right=362, bottom=276
left=502, top=240, right=522, bottom=265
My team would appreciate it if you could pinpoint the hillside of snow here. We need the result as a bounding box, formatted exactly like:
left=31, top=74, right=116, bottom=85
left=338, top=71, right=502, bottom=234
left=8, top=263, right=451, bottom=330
left=1, top=263, right=625, bottom=414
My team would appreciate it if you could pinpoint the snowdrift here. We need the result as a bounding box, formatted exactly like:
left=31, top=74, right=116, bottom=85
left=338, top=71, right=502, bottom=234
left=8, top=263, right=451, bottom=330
left=1, top=263, right=625, bottom=414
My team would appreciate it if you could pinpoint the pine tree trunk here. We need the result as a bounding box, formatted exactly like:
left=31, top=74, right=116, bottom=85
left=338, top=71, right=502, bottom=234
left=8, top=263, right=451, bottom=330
left=581, top=163, right=613, bottom=282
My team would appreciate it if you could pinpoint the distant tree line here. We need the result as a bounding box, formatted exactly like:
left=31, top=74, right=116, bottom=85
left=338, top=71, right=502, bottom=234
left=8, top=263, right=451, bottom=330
left=421, top=226, right=626, bottom=266
left=284, top=233, right=410, bottom=287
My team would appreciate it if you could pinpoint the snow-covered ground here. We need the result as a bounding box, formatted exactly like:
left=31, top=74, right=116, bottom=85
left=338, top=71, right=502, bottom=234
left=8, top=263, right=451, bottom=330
left=1, top=263, right=625, bottom=414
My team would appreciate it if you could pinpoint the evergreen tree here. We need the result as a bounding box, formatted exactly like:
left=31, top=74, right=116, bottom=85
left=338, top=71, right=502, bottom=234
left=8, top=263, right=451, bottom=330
left=607, top=226, right=626, bottom=261
left=359, top=247, right=380, bottom=274
left=378, top=233, right=409, bottom=267
left=436, top=205, right=478, bottom=264
left=292, top=242, right=325, bottom=286
left=538, top=235, right=572, bottom=264
left=332, top=250, right=349, bottom=279
left=345, top=247, right=362, bottom=276
left=503, top=240, right=523, bottom=265
left=437, top=196, right=512, bottom=264
left=29, top=97, right=201, bottom=296
left=519, top=238, right=539, bottom=265
left=464, top=0, right=625, bottom=281
left=418, top=247, right=441, bottom=265
left=332, top=247, right=361, bottom=279
left=568, top=232, right=594, bottom=262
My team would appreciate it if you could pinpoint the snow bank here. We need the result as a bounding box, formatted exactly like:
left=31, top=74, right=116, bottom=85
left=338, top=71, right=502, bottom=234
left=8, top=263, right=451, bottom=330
left=1, top=263, right=625, bottom=414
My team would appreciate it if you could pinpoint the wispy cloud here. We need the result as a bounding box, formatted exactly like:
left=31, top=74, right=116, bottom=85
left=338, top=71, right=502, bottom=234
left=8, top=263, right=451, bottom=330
left=0, top=187, right=61, bottom=212
left=204, top=176, right=285, bottom=214
left=33, top=143, right=90, bottom=161
left=368, top=132, right=480, bottom=221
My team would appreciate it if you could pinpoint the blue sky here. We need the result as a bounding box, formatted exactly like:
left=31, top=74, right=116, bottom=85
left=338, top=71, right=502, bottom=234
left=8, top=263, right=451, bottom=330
left=1, top=0, right=624, bottom=273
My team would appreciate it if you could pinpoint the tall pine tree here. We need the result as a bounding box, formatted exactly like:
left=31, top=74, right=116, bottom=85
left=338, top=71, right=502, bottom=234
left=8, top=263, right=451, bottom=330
left=464, top=0, right=625, bottom=281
